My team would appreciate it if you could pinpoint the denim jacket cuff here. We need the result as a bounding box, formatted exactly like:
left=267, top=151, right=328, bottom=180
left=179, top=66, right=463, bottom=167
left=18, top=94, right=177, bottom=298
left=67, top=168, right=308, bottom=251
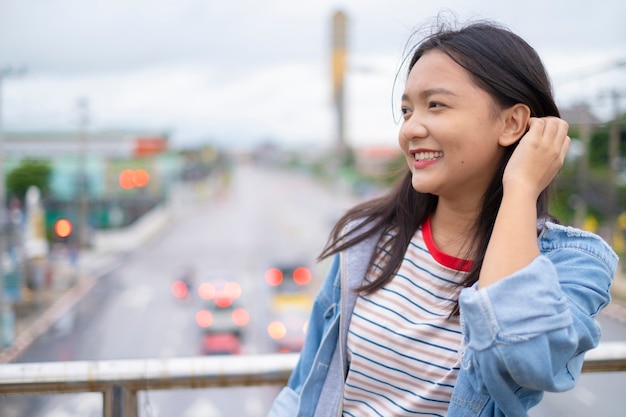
left=459, top=255, right=572, bottom=351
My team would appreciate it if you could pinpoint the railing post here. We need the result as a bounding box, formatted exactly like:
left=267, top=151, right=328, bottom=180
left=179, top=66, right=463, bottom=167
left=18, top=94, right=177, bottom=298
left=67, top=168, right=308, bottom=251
left=103, top=384, right=138, bottom=417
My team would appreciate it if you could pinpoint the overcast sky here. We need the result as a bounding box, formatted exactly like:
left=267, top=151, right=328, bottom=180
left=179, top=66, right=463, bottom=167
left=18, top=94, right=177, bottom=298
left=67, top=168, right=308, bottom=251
left=1, top=0, right=625, bottom=149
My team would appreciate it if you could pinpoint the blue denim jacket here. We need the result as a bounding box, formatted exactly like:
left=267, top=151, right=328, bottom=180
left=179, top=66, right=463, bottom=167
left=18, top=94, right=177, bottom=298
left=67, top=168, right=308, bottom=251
left=268, top=222, right=618, bottom=417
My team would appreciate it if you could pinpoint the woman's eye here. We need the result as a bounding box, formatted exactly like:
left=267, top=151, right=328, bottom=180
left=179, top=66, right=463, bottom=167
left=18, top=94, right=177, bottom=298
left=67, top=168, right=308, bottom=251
left=400, top=107, right=412, bottom=116
left=428, top=101, right=445, bottom=109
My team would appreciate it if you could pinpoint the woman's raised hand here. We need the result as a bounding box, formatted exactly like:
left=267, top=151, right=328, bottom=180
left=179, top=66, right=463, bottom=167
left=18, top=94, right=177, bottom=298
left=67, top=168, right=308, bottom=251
left=502, top=116, right=571, bottom=199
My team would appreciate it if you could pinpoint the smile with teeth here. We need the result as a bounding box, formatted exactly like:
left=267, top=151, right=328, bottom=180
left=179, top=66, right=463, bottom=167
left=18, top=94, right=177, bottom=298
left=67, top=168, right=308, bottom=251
left=414, top=151, right=443, bottom=161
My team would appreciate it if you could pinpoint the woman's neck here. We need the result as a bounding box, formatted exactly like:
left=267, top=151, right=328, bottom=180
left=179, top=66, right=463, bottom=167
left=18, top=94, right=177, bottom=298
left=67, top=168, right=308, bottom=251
left=429, top=201, right=478, bottom=260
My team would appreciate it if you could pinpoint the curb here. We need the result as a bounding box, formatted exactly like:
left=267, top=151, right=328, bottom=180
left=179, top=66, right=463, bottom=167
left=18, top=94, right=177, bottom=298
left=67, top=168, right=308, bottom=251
left=0, top=249, right=132, bottom=364
left=0, top=210, right=168, bottom=364
left=0, top=275, right=96, bottom=364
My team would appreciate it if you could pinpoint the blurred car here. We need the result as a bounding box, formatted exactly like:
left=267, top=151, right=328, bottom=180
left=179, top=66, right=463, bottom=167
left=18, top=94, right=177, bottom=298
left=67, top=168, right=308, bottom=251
left=195, top=276, right=249, bottom=355
left=264, top=263, right=313, bottom=353
left=264, top=263, right=313, bottom=293
left=170, top=266, right=197, bottom=303
left=264, top=263, right=314, bottom=312
left=196, top=297, right=249, bottom=334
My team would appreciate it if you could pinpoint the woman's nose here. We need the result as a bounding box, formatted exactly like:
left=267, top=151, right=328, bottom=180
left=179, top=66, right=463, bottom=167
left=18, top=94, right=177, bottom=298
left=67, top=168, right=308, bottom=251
left=400, top=117, right=428, bottom=141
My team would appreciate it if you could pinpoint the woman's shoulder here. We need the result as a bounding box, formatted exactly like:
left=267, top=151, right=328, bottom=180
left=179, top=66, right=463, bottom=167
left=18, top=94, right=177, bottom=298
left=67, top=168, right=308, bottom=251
left=538, top=220, right=618, bottom=269
left=343, top=217, right=382, bottom=239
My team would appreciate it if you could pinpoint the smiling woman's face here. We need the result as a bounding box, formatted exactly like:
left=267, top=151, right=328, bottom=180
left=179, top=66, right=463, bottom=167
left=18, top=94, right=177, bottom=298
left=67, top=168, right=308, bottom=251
left=398, top=49, right=507, bottom=203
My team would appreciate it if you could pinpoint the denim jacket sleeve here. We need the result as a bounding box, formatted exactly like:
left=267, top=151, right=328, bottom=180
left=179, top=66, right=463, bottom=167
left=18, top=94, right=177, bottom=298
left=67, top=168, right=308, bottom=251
left=453, top=223, right=618, bottom=416
left=268, top=254, right=342, bottom=417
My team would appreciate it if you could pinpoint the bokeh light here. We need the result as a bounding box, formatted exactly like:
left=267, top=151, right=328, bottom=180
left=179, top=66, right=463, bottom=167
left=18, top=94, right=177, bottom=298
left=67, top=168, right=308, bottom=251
left=293, top=267, right=312, bottom=286
left=198, top=283, right=216, bottom=300
left=267, top=321, right=287, bottom=340
left=264, top=268, right=283, bottom=286
left=54, top=219, right=72, bottom=238
left=133, top=169, right=150, bottom=187
left=215, top=295, right=233, bottom=308
left=232, top=308, right=250, bottom=326
left=171, top=280, right=188, bottom=298
left=195, top=310, right=213, bottom=328
left=224, top=282, right=242, bottom=299
left=119, top=169, right=135, bottom=190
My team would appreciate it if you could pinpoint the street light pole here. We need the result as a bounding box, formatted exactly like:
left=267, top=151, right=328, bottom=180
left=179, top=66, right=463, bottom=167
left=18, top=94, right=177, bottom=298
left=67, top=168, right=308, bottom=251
left=76, top=98, right=90, bottom=249
left=0, top=65, right=26, bottom=348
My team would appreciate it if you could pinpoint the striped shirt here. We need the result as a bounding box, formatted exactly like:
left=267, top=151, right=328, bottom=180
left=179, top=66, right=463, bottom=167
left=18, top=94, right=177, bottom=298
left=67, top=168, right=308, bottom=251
left=343, top=219, right=472, bottom=417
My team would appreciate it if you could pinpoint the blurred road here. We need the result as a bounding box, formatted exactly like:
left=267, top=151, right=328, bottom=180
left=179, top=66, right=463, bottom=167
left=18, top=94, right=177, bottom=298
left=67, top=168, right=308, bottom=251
left=0, top=163, right=359, bottom=417
left=0, top=162, right=625, bottom=416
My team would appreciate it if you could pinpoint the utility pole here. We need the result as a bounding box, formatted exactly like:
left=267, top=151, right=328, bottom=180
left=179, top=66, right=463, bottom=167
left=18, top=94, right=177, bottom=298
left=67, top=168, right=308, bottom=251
left=0, top=65, right=26, bottom=348
left=606, top=89, right=624, bottom=242
left=574, top=104, right=593, bottom=228
left=76, top=98, right=90, bottom=249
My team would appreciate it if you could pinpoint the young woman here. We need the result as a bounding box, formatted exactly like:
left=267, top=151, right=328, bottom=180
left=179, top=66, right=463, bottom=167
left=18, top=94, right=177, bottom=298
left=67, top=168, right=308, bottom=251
left=268, top=20, right=617, bottom=417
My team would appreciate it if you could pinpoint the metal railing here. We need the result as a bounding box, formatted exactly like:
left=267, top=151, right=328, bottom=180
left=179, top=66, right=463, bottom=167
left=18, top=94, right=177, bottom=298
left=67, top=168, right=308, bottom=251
left=1, top=342, right=625, bottom=417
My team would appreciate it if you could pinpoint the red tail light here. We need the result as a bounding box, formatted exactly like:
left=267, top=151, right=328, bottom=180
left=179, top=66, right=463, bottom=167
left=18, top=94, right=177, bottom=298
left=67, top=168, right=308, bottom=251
left=198, top=283, right=216, bottom=300
left=293, top=267, right=312, bottom=286
left=265, top=268, right=283, bottom=286
left=196, top=310, right=213, bottom=328
left=232, top=308, right=250, bottom=326
left=215, top=295, right=233, bottom=308
left=171, top=280, right=188, bottom=298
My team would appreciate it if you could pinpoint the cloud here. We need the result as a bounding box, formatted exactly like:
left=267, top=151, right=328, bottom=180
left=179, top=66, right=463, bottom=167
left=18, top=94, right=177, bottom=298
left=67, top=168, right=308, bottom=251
left=1, top=0, right=625, bottom=147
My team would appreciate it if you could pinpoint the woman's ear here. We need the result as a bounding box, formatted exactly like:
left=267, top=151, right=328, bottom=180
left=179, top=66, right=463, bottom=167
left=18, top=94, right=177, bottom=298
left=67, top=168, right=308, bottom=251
left=498, top=104, right=531, bottom=147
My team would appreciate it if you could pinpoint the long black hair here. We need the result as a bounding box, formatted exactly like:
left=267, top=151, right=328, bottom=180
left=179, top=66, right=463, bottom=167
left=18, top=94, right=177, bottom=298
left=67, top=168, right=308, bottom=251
left=319, top=20, right=561, bottom=315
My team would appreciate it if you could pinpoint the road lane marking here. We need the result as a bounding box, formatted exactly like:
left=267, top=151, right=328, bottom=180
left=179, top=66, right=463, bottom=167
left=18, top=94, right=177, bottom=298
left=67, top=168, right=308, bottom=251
left=571, top=384, right=597, bottom=407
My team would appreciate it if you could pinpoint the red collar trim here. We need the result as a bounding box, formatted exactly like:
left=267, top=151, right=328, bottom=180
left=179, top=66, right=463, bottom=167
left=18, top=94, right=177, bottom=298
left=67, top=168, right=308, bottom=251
left=422, top=217, right=474, bottom=272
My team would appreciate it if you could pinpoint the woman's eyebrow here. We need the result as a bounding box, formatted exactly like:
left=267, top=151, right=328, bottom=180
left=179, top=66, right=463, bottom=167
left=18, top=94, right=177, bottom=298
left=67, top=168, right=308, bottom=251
left=420, top=87, right=457, bottom=99
left=402, top=88, right=457, bottom=102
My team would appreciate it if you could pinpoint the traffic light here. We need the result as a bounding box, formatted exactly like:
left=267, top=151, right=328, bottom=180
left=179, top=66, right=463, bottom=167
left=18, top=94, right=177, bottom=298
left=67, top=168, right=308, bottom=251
left=133, top=169, right=149, bottom=188
left=54, top=219, right=73, bottom=238
left=119, top=169, right=135, bottom=190
left=119, top=169, right=150, bottom=190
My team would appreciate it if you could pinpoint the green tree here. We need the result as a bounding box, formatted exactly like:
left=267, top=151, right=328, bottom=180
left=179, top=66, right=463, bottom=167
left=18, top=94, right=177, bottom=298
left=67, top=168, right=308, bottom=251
left=587, top=115, right=626, bottom=170
left=589, top=128, right=610, bottom=168
left=6, top=159, right=52, bottom=202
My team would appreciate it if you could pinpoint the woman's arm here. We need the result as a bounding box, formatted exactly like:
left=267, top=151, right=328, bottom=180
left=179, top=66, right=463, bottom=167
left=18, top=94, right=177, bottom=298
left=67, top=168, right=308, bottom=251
left=479, top=117, right=570, bottom=288
left=458, top=232, right=616, bottom=413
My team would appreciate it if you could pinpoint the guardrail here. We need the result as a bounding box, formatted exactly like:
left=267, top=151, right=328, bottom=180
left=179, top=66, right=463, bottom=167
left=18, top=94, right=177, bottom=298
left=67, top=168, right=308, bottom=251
left=1, top=342, right=625, bottom=417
